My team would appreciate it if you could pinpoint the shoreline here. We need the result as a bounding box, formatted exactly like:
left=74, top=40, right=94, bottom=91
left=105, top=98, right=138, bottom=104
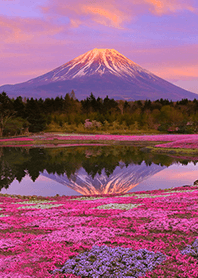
left=0, top=133, right=198, bottom=156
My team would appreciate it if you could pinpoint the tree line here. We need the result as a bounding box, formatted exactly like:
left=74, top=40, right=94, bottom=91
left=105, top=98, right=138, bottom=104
left=1, top=90, right=198, bottom=136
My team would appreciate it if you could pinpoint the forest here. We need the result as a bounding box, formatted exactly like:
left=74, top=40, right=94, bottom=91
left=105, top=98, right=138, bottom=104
left=1, top=91, right=198, bottom=136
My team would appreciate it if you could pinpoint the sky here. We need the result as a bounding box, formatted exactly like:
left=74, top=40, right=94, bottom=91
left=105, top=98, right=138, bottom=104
left=1, top=0, right=198, bottom=94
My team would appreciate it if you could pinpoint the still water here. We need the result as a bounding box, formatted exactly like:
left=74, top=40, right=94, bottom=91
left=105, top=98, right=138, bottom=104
left=0, top=146, right=198, bottom=197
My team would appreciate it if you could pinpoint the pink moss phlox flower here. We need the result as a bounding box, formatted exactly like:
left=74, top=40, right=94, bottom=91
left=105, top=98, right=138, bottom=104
left=1, top=187, right=198, bottom=277
left=45, top=134, right=198, bottom=144
left=155, top=137, right=198, bottom=149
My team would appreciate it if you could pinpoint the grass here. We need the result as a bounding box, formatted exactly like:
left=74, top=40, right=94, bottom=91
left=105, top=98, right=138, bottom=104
left=145, top=146, right=198, bottom=155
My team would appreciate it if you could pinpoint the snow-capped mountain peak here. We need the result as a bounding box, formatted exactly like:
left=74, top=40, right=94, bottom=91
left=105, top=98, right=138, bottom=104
left=69, top=48, right=141, bottom=78
left=32, top=48, right=151, bottom=83
left=1, top=48, right=197, bottom=101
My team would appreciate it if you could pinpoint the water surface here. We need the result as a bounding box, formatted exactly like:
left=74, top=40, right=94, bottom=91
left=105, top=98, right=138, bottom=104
left=0, top=146, right=197, bottom=196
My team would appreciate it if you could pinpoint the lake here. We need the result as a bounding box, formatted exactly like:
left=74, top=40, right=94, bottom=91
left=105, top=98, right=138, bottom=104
left=0, top=146, right=198, bottom=197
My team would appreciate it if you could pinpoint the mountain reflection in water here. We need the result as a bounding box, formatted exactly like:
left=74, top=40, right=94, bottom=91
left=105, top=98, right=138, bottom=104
left=0, top=146, right=197, bottom=196
left=41, top=163, right=166, bottom=195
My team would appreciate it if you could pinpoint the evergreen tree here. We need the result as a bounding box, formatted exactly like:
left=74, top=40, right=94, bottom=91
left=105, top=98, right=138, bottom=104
left=13, top=96, right=25, bottom=118
left=0, top=92, right=14, bottom=137
left=25, top=98, right=46, bottom=132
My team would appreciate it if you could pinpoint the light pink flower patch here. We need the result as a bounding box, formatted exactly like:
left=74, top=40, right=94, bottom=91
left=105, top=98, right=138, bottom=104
left=118, top=208, right=175, bottom=219
left=145, top=218, right=198, bottom=233
left=0, top=239, right=22, bottom=249
left=36, top=227, right=123, bottom=244
left=0, top=256, right=21, bottom=272
left=25, top=216, right=93, bottom=228
left=155, top=137, right=198, bottom=149
left=44, top=134, right=198, bottom=145
left=0, top=223, right=12, bottom=229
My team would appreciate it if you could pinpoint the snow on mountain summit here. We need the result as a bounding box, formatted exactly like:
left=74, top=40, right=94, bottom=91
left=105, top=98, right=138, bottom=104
left=32, top=48, right=154, bottom=83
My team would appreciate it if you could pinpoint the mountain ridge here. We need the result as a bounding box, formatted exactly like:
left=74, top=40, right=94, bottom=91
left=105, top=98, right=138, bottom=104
left=1, top=48, right=197, bottom=101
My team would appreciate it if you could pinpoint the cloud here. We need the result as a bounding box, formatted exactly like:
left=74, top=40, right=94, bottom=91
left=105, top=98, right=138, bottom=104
left=81, top=5, right=124, bottom=28
left=41, top=0, right=130, bottom=29
left=143, top=0, right=196, bottom=15
left=0, top=15, right=64, bottom=44
left=40, top=0, right=197, bottom=30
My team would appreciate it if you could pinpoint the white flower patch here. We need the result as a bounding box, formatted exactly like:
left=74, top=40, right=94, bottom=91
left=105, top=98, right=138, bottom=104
left=72, top=197, right=107, bottom=201
left=0, top=208, right=2, bottom=211
left=165, top=190, right=197, bottom=194
left=120, top=193, right=171, bottom=199
left=13, top=200, right=61, bottom=210
left=12, top=200, right=57, bottom=205
left=119, top=194, right=136, bottom=198
left=133, top=194, right=171, bottom=199
left=21, top=208, right=77, bottom=217
left=94, top=203, right=141, bottom=210
left=17, top=204, right=63, bottom=210
left=0, top=214, right=9, bottom=218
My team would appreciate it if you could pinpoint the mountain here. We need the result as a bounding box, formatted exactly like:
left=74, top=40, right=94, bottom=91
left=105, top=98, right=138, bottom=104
left=1, top=48, right=197, bottom=100
left=41, top=161, right=166, bottom=195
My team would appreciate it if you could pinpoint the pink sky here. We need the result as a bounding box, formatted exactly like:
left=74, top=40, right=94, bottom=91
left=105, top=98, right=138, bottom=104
left=1, top=0, right=198, bottom=94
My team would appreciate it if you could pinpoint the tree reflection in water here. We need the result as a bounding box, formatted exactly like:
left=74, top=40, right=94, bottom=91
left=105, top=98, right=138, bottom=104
left=0, top=146, right=197, bottom=191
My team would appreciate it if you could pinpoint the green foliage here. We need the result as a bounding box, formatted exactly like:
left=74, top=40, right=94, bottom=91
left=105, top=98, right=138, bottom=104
left=3, top=117, right=29, bottom=136
left=0, top=92, right=15, bottom=137
left=1, top=91, right=198, bottom=136
left=25, top=98, right=46, bottom=132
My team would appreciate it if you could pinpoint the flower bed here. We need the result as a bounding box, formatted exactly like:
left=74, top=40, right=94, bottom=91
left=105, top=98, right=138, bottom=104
left=43, top=134, right=198, bottom=144
left=155, top=138, right=198, bottom=149
left=1, top=134, right=198, bottom=150
left=1, top=187, right=198, bottom=277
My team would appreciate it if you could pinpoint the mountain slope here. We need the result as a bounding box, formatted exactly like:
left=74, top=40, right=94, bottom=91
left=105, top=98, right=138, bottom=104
left=1, top=48, right=197, bottom=100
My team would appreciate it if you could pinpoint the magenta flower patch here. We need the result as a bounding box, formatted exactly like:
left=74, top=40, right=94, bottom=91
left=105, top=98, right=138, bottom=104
left=1, top=187, right=198, bottom=277
left=2, top=134, right=198, bottom=151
